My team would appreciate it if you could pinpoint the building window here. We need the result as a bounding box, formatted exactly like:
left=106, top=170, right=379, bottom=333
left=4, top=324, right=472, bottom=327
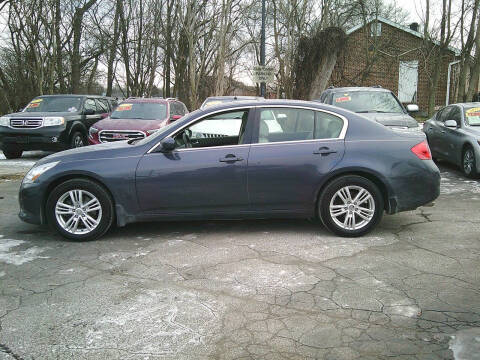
left=370, top=22, right=381, bottom=37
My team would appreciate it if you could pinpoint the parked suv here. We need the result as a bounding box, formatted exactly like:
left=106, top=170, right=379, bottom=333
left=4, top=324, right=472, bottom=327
left=0, top=95, right=113, bottom=158
left=317, top=87, right=421, bottom=132
left=88, top=98, right=188, bottom=144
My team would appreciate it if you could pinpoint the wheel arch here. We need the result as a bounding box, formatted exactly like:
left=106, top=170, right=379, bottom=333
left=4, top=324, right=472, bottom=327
left=314, top=168, right=392, bottom=215
left=42, top=173, right=116, bottom=224
left=68, top=121, right=88, bottom=139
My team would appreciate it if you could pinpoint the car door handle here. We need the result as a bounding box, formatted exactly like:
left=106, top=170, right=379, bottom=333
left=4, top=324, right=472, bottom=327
left=313, top=147, right=337, bottom=156
left=219, top=154, right=243, bottom=162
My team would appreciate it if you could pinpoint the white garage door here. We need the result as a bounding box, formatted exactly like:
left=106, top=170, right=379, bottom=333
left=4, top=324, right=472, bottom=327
left=398, top=60, right=418, bottom=103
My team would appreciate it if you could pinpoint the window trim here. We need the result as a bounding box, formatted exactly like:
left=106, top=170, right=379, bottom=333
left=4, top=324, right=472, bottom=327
left=147, top=105, right=348, bottom=153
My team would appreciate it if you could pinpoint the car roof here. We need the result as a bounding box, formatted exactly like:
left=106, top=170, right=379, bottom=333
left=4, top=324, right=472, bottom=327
left=199, top=99, right=345, bottom=113
left=204, top=96, right=264, bottom=101
left=36, top=94, right=109, bottom=99
left=121, top=98, right=169, bottom=104
left=452, top=102, right=480, bottom=108
left=323, top=87, right=390, bottom=93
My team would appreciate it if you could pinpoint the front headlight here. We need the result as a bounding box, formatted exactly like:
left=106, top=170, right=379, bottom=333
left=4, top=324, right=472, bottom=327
left=89, top=127, right=99, bottom=137
left=23, top=161, right=60, bottom=184
left=43, top=117, right=65, bottom=126
left=0, top=116, right=9, bottom=126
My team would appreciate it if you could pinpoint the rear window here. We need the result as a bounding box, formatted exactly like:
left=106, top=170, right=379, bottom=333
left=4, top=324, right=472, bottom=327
left=332, top=91, right=404, bottom=114
left=110, top=102, right=167, bottom=120
left=24, top=97, right=82, bottom=113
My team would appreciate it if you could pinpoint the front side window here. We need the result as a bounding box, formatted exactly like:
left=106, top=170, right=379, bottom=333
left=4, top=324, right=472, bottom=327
left=24, top=97, right=82, bottom=113
left=448, top=106, right=462, bottom=125
left=332, top=91, right=404, bottom=114
left=258, top=108, right=315, bottom=143
left=84, top=99, right=97, bottom=113
left=110, top=102, right=167, bottom=120
left=464, top=106, right=480, bottom=126
left=174, top=109, right=249, bottom=149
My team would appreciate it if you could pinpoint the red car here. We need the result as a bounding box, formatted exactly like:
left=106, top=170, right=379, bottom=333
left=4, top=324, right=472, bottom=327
left=88, top=98, right=188, bottom=144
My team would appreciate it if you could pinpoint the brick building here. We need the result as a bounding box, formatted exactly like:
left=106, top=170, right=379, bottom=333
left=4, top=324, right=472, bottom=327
left=330, top=17, right=461, bottom=113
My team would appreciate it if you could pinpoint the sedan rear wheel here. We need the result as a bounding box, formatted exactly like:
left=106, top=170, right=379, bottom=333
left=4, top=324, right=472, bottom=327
left=46, top=179, right=114, bottom=241
left=319, top=175, right=384, bottom=237
left=462, top=147, right=478, bottom=178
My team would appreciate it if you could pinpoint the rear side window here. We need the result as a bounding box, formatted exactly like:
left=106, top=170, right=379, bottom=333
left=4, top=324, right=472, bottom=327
left=96, top=99, right=109, bottom=113
left=315, top=111, right=344, bottom=139
left=258, top=108, right=315, bottom=143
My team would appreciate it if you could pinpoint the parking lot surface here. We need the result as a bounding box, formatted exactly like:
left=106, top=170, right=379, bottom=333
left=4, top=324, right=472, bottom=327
left=0, top=153, right=479, bottom=359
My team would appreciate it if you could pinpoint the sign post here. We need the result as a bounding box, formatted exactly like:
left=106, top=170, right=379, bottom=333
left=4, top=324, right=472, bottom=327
left=260, top=0, right=266, bottom=96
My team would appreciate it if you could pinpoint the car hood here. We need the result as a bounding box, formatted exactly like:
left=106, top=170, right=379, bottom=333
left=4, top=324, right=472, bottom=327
left=93, top=118, right=168, bottom=131
left=36, top=140, right=145, bottom=166
left=360, top=113, right=419, bottom=128
left=465, top=126, right=480, bottom=137
left=6, top=111, right=80, bottom=118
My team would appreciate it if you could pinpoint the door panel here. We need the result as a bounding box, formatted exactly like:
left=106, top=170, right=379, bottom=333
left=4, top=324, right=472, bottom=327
left=247, top=140, right=344, bottom=212
left=247, top=107, right=345, bottom=214
left=136, top=146, right=250, bottom=213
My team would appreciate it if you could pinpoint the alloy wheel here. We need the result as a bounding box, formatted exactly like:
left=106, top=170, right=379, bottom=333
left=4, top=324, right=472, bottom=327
left=329, top=185, right=375, bottom=231
left=74, top=135, right=84, bottom=148
left=463, top=149, right=474, bottom=175
left=55, top=189, right=102, bottom=235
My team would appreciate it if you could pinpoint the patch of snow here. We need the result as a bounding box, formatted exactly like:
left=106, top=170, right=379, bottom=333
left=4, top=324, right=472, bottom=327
left=0, top=239, right=49, bottom=265
left=450, top=328, right=480, bottom=360
left=0, top=271, right=5, bottom=277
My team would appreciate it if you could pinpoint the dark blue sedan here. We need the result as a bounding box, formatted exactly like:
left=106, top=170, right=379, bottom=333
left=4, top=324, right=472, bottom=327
left=18, top=100, right=440, bottom=241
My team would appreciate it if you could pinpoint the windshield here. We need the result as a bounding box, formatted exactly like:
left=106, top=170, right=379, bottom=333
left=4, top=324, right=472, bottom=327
left=111, top=102, right=167, bottom=120
left=332, top=91, right=405, bottom=114
left=134, top=109, right=203, bottom=146
left=465, top=107, right=480, bottom=126
left=24, top=97, right=82, bottom=113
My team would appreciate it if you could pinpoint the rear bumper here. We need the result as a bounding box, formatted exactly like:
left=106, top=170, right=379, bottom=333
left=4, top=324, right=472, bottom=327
left=0, top=126, right=68, bottom=151
left=387, top=159, right=440, bottom=214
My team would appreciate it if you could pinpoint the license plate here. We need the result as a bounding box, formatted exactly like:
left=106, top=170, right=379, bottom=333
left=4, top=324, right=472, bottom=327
left=16, top=136, right=29, bottom=144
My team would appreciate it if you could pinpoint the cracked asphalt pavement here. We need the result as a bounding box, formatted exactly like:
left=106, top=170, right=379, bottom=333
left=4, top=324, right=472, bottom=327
left=0, top=153, right=479, bottom=359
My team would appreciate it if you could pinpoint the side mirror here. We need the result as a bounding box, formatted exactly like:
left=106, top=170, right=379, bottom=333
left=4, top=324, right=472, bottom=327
left=406, top=104, right=419, bottom=113
left=159, top=137, right=176, bottom=152
left=170, top=115, right=182, bottom=122
left=84, top=108, right=95, bottom=116
left=444, top=119, right=458, bottom=128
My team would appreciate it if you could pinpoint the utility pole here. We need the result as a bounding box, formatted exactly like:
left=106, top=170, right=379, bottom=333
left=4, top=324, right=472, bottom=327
left=260, top=0, right=266, bottom=97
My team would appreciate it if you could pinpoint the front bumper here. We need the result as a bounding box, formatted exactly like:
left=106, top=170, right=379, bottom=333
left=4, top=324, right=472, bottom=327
left=18, top=181, right=45, bottom=225
left=0, top=125, right=68, bottom=151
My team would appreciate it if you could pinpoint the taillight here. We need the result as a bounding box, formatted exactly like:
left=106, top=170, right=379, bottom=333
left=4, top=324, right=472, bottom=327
left=411, top=140, right=432, bottom=160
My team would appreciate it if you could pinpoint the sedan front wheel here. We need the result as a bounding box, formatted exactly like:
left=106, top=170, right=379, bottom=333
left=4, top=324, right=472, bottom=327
left=319, top=175, right=384, bottom=237
left=462, top=147, right=478, bottom=178
left=46, top=179, right=114, bottom=241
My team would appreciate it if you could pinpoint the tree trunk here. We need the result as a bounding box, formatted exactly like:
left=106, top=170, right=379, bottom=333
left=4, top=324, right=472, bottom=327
left=308, top=52, right=338, bottom=100
left=106, top=0, right=121, bottom=97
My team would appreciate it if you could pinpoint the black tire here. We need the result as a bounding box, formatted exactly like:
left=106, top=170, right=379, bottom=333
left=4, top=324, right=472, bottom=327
left=2, top=148, right=23, bottom=159
left=46, top=179, right=114, bottom=241
left=70, top=131, right=87, bottom=149
left=318, top=175, right=384, bottom=237
left=462, top=147, right=478, bottom=178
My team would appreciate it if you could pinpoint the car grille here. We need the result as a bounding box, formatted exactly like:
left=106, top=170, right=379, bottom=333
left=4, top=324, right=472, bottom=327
left=10, top=118, right=43, bottom=129
left=99, top=130, right=146, bottom=143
